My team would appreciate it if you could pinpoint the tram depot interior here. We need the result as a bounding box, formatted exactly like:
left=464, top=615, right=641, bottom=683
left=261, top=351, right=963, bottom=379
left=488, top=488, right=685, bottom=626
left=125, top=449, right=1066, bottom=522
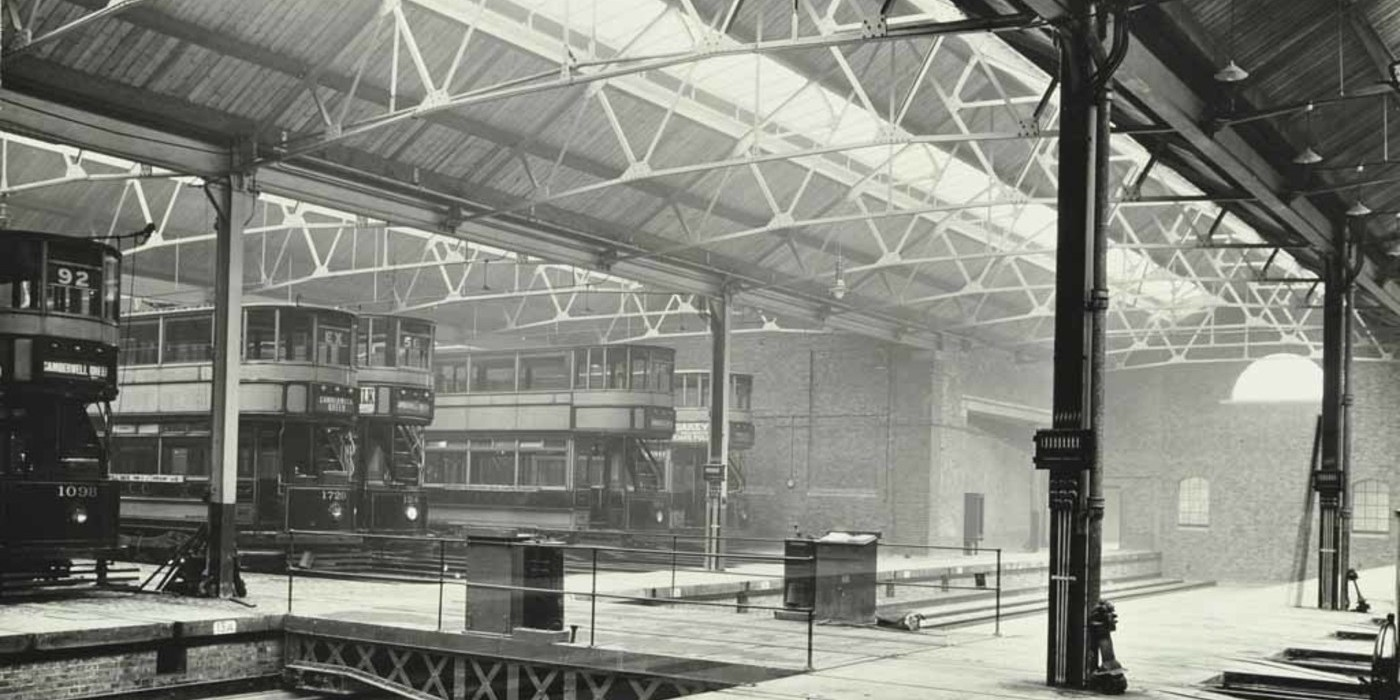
left=9, top=1, right=1400, bottom=699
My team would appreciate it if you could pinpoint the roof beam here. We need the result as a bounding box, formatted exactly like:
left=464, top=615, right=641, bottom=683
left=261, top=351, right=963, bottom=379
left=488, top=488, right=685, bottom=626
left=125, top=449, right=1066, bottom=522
left=998, top=1, right=1400, bottom=320
left=0, top=87, right=940, bottom=349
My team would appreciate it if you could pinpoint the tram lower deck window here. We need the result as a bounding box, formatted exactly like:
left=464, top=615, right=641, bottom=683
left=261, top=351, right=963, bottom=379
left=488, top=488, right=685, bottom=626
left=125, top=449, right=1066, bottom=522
left=469, top=445, right=515, bottom=485
left=112, top=438, right=159, bottom=475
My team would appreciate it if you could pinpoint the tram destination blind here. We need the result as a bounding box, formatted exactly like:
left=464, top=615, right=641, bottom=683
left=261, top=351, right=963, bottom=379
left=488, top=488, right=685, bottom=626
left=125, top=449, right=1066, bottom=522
left=313, top=384, right=356, bottom=415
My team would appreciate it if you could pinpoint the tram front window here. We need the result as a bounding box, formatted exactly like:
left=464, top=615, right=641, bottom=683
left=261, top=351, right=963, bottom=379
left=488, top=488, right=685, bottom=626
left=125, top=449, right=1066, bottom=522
left=47, top=241, right=103, bottom=317
left=246, top=308, right=277, bottom=360
left=281, top=309, right=313, bottom=362
left=606, top=348, right=629, bottom=389
left=317, top=320, right=351, bottom=366
left=399, top=321, right=432, bottom=369
left=0, top=239, right=40, bottom=311
left=359, top=317, right=389, bottom=367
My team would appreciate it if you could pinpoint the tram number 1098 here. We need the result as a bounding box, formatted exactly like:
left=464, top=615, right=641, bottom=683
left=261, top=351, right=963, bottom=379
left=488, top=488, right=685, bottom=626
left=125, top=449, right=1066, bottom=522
left=56, top=484, right=99, bottom=499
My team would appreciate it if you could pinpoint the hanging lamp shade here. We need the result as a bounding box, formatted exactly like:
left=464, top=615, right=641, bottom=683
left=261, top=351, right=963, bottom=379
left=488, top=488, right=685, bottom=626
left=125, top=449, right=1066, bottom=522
left=1215, top=60, right=1249, bottom=83
left=1346, top=199, right=1373, bottom=217
left=1292, top=146, right=1323, bottom=165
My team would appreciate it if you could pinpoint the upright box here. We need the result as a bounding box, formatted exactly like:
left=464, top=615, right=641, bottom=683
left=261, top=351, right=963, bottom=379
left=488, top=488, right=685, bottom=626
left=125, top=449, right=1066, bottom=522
left=464, top=534, right=566, bottom=640
left=777, top=531, right=879, bottom=624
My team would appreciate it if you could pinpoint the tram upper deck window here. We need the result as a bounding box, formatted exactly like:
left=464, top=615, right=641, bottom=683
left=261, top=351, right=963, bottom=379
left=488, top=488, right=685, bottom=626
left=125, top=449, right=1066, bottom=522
left=103, top=252, right=120, bottom=321
left=280, top=309, right=313, bottom=362
left=649, top=350, right=673, bottom=393
left=435, top=361, right=467, bottom=393
left=732, top=375, right=752, bottom=410
left=245, top=308, right=277, bottom=360
left=121, top=319, right=160, bottom=365
left=46, top=240, right=104, bottom=317
left=606, top=347, right=629, bottom=389
left=317, top=316, right=352, bottom=366
left=398, top=321, right=432, bottom=369
left=0, top=238, right=41, bottom=311
left=520, top=353, right=569, bottom=391
left=358, top=317, right=389, bottom=367
left=163, top=315, right=212, bottom=363
left=472, top=355, right=515, bottom=392
left=630, top=349, right=649, bottom=391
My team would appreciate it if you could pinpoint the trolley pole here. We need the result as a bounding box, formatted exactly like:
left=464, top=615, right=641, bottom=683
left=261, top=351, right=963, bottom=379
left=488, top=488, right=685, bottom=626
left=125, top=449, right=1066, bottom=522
left=704, top=290, right=731, bottom=572
left=207, top=170, right=252, bottom=598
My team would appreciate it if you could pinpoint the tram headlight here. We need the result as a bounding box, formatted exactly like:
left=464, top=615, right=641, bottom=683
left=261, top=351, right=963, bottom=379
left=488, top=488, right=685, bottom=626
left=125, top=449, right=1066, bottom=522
left=70, top=505, right=88, bottom=525
left=327, top=501, right=344, bottom=522
left=404, top=504, right=420, bottom=522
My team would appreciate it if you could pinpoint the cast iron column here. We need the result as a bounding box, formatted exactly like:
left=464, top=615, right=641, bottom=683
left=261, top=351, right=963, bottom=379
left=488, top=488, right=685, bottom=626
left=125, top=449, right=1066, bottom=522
left=1318, top=222, right=1352, bottom=610
left=704, top=292, right=730, bottom=572
left=206, top=171, right=251, bottom=597
left=1034, top=1, right=1108, bottom=687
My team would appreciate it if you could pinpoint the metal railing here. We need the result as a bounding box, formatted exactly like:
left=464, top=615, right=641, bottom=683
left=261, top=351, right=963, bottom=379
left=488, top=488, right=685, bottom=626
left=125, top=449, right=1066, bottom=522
left=284, top=529, right=819, bottom=671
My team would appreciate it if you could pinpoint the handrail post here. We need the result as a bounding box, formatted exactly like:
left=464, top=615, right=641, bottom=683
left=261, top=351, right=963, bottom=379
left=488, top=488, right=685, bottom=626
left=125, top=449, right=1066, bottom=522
left=470, top=532, right=476, bottom=632
left=995, top=548, right=1002, bottom=637
left=671, top=534, right=678, bottom=594
left=590, top=547, right=598, bottom=647
left=286, top=531, right=294, bottom=614
left=437, top=539, right=445, bottom=631
left=806, top=607, right=815, bottom=671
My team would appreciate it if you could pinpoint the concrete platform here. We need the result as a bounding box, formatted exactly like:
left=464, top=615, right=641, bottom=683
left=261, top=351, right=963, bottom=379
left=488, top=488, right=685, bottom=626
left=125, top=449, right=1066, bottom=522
left=0, top=547, right=1252, bottom=700
left=679, top=567, right=1394, bottom=699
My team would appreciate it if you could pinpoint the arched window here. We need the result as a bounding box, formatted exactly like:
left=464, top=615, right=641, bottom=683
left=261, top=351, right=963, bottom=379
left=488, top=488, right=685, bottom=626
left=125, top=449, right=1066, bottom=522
left=1177, top=477, right=1210, bottom=527
left=1229, top=354, right=1322, bottom=403
left=1353, top=480, right=1391, bottom=534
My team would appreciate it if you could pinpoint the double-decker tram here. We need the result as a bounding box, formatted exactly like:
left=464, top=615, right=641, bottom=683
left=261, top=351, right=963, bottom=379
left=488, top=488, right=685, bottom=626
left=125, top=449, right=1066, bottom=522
left=426, top=344, right=676, bottom=533
left=352, top=314, right=433, bottom=533
left=112, top=303, right=362, bottom=538
left=670, top=370, right=755, bottom=530
left=0, top=231, right=124, bottom=589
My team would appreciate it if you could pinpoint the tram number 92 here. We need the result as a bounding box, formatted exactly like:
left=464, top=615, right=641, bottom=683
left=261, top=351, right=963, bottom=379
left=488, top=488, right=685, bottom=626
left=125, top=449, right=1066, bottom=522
left=54, top=266, right=91, bottom=288
left=56, top=484, right=99, bottom=499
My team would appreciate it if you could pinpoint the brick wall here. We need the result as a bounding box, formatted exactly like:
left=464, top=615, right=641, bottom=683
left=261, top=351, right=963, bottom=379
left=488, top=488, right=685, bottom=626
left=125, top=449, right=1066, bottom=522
left=1103, top=359, right=1400, bottom=583
left=663, top=331, right=1051, bottom=549
left=0, top=637, right=282, bottom=700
